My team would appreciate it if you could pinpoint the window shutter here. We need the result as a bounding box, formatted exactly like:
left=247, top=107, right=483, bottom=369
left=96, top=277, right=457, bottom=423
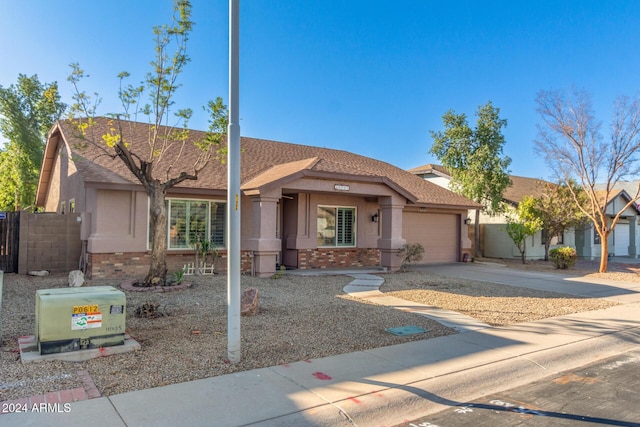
left=337, top=208, right=355, bottom=246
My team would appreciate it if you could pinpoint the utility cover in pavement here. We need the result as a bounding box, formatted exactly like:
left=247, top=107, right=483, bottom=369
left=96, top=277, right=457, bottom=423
left=385, top=325, right=427, bottom=336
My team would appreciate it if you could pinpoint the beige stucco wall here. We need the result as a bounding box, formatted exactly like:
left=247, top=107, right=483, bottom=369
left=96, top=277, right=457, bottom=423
left=43, top=141, right=85, bottom=213
left=280, top=191, right=386, bottom=267
left=482, top=224, right=576, bottom=260
left=86, top=189, right=148, bottom=253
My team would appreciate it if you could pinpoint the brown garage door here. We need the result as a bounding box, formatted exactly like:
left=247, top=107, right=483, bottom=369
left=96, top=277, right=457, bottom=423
left=402, top=212, right=459, bottom=263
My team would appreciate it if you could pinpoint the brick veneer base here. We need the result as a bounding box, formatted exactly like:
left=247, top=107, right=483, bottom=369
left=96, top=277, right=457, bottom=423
left=87, top=248, right=381, bottom=278
left=87, top=251, right=253, bottom=279
left=297, top=248, right=381, bottom=269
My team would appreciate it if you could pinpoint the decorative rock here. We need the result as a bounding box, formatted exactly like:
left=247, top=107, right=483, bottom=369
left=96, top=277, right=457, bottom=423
left=69, top=270, right=85, bottom=287
left=241, top=287, right=259, bottom=316
left=28, top=270, right=50, bottom=276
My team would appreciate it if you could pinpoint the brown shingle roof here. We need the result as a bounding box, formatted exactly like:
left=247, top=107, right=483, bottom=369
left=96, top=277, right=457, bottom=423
left=408, top=163, right=552, bottom=205
left=502, top=175, right=548, bottom=204
left=407, top=163, right=450, bottom=176
left=44, top=117, right=479, bottom=209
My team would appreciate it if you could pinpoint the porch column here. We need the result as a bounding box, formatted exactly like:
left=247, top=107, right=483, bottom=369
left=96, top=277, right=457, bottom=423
left=247, top=196, right=281, bottom=277
left=629, top=216, right=638, bottom=258
left=377, top=197, right=405, bottom=271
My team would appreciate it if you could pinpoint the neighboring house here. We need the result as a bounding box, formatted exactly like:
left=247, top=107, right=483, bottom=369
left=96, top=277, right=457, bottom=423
left=36, top=118, right=479, bottom=279
left=574, top=188, right=640, bottom=259
left=408, top=164, right=575, bottom=260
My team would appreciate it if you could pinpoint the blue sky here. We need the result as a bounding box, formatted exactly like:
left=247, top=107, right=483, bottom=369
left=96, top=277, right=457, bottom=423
left=1, top=0, right=639, bottom=179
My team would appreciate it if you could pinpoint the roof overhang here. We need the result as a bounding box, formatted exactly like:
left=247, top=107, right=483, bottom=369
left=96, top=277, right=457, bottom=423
left=242, top=168, right=418, bottom=203
left=35, top=122, right=64, bottom=207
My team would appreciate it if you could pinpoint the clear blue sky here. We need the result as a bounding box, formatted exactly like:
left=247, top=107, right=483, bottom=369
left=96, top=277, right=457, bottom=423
left=2, top=0, right=639, bottom=180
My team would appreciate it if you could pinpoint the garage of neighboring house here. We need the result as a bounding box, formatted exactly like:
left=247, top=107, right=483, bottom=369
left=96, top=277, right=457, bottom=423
left=614, top=220, right=630, bottom=256
left=403, top=211, right=460, bottom=263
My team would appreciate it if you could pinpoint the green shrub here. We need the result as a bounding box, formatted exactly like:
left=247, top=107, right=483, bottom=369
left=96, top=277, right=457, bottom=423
left=549, top=246, right=578, bottom=269
left=171, top=268, right=185, bottom=285
left=397, top=243, right=425, bottom=272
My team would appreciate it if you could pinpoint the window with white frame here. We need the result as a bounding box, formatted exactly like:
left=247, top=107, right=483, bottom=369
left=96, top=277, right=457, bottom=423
left=317, top=206, right=356, bottom=247
left=161, top=199, right=226, bottom=249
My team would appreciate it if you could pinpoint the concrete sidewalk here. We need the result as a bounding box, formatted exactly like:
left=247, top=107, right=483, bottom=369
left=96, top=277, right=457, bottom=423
left=5, top=265, right=640, bottom=426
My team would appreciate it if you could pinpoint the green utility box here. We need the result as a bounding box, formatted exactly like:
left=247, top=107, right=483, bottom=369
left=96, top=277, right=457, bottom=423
left=35, top=286, right=126, bottom=355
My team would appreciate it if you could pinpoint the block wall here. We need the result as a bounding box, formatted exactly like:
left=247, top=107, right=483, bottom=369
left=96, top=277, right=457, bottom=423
left=18, top=213, right=82, bottom=274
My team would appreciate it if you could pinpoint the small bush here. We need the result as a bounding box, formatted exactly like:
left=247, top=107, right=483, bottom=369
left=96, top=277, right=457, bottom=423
left=549, top=246, right=578, bottom=269
left=172, top=268, right=185, bottom=285
left=397, top=243, right=425, bottom=271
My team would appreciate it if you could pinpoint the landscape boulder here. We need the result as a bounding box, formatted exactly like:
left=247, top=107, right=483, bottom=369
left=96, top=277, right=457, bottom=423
left=69, top=270, right=85, bottom=287
left=28, top=270, right=50, bottom=276
left=240, top=287, right=259, bottom=316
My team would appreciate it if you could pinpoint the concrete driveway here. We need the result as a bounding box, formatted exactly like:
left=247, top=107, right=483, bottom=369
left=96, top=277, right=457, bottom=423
left=409, top=262, right=640, bottom=304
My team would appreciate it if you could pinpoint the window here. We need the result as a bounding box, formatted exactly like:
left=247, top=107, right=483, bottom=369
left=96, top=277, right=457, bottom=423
left=60, top=201, right=66, bottom=214
left=165, top=199, right=226, bottom=249
left=69, top=199, right=76, bottom=213
left=543, top=229, right=564, bottom=245
left=317, top=206, right=355, bottom=247
left=594, top=232, right=601, bottom=245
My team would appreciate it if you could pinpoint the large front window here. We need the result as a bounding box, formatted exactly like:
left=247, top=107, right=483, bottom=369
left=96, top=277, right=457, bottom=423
left=317, top=206, right=356, bottom=247
left=167, top=199, right=226, bottom=249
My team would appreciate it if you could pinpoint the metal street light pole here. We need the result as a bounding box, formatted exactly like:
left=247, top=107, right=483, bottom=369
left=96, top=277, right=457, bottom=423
left=227, top=0, right=241, bottom=364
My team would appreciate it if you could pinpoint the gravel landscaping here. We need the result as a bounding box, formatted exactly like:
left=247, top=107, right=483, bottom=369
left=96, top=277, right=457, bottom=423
left=0, top=262, right=627, bottom=402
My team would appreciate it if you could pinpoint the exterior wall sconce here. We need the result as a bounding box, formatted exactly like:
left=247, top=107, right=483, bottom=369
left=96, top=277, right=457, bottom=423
left=371, top=212, right=379, bottom=223
left=464, top=218, right=471, bottom=224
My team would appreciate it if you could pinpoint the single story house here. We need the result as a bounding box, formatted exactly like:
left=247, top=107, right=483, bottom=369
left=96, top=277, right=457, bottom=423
left=575, top=188, right=640, bottom=259
left=36, top=118, right=479, bottom=278
left=408, top=164, right=575, bottom=260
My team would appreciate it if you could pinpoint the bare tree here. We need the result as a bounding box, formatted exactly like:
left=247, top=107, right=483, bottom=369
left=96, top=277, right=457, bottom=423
left=535, top=88, right=640, bottom=272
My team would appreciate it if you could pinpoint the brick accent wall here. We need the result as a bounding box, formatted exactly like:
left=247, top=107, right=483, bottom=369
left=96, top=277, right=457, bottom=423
left=87, top=250, right=253, bottom=279
left=297, top=248, right=381, bottom=269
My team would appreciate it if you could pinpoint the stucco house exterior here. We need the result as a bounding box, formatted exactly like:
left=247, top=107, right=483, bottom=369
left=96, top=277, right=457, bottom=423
left=36, top=118, right=479, bottom=278
left=408, top=164, right=576, bottom=260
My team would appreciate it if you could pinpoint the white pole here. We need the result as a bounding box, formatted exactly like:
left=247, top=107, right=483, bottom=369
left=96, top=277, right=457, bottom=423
left=227, top=0, right=241, bottom=364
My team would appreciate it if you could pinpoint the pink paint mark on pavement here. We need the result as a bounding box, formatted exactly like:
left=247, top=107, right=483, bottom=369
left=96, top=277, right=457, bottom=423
left=312, top=372, right=332, bottom=380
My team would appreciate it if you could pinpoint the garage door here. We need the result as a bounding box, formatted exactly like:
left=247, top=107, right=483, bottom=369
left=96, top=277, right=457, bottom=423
left=614, top=221, right=630, bottom=256
left=402, top=212, right=459, bottom=262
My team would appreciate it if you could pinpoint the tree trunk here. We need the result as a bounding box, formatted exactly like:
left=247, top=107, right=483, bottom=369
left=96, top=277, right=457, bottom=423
left=544, top=239, right=551, bottom=262
left=520, top=243, right=526, bottom=264
left=599, top=233, right=609, bottom=273
left=144, top=183, right=168, bottom=286
left=474, top=209, right=482, bottom=258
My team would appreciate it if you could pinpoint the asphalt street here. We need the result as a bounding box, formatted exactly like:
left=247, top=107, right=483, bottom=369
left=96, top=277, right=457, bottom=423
left=397, top=348, right=640, bottom=427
